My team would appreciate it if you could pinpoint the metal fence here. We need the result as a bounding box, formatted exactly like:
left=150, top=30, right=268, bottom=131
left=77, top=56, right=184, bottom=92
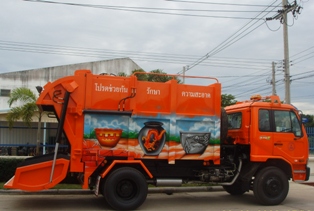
left=0, top=123, right=67, bottom=156
left=306, top=127, right=314, bottom=154
left=1, top=126, right=314, bottom=156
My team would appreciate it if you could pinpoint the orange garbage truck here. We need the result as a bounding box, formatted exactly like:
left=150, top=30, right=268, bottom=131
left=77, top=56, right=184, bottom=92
left=4, top=70, right=310, bottom=210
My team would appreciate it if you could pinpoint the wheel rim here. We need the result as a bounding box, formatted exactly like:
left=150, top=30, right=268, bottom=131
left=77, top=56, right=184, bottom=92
left=264, top=176, right=282, bottom=197
left=116, top=179, right=137, bottom=200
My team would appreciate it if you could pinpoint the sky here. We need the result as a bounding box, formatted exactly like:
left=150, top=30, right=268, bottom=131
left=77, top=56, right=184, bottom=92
left=1, top=0, right=314, bottom=114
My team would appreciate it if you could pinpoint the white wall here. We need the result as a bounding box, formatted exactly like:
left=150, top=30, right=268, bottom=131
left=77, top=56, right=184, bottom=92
left=0, top=58, right=141, bottom=109
left=0, top=58, right=142, bottom=149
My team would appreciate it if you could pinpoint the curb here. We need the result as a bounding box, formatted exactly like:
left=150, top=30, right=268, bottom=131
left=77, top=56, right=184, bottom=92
left=0, top=186, right=224, bottom=195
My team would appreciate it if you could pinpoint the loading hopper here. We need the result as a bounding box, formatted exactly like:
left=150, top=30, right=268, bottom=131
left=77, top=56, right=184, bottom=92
left=4, top=153, right=69, bottom=192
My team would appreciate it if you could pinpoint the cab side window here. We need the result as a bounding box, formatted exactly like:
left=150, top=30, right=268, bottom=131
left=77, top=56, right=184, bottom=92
left=227, top=112, right=242, bottom=129
left=274, top=110, right=302, bottom=136
left=259, top=109, right=271, bottom=132
left=274, top=110, right=291, bottom=132
left=291, top=112, right=302, bottom=136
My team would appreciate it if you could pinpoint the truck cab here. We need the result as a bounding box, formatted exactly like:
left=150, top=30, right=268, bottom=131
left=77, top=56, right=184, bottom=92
left=224, top=95, right=310, bottom=204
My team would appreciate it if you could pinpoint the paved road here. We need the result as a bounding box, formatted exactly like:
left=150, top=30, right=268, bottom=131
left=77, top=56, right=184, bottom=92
left=0, top=182, right=313, bottom=211
left=1, top=158, right=313, bottom=210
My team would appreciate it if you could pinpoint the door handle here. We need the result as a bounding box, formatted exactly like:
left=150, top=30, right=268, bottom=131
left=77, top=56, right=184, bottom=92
left=274, top=142, right=283, bottom=146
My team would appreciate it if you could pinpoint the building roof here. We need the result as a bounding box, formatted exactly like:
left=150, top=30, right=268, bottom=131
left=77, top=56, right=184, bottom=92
left=0, top=58, right=142, bottom=113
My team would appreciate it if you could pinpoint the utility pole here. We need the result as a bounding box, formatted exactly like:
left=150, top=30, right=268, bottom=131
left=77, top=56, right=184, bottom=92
left=182, top=66, right=186, bottom=84
left=271, top=62, right=277, bottom=95
left=282, top=0, right=291, bottom=104
left=266, top=0, right=302, bottom=104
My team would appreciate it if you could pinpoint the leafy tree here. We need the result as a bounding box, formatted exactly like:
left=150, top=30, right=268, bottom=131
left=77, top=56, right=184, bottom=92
left=117, top=72, right=127, bottom=77
left=131, top=69, right=148, bottom=81
left=147, top=69, right=172, bottom=82
left=222, top=94, right=237, bottom=107
left=131, top=69, right=181, bottom=83
left=149, top=69, right=182, bottom=83
left=302, top=114, right=314, bottom=127
left=6, top=87, right=42, bottom=155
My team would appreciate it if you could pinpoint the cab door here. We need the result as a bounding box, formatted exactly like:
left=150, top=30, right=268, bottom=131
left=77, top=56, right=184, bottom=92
left=272, top=110, right=305, bottom=160
left=251, top=108, right=274, bottom=159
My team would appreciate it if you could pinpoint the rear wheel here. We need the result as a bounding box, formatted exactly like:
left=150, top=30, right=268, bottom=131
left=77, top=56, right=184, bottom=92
left=103, top=167, right=148, bottom=210
left=253, top=167, right=289, bottom=205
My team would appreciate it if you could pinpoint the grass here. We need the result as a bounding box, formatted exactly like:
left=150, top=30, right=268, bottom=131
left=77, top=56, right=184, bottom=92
left=0, top=182, right=4, bottom=189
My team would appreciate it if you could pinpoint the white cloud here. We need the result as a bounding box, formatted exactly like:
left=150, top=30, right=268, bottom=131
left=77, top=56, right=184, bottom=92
left=291, top=102, right=314, bottom=115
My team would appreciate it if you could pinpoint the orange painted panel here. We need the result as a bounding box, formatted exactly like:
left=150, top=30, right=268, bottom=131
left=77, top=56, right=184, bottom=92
left=89, top=76, right=131, bottom=110
left=4, top=159, right=69, bottom=191
left=133, top=81, right=171, bottom=114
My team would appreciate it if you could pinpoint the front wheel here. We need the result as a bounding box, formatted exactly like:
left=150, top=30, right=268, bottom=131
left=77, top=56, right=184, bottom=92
left=253, top=167, right=289, bottom=205
left=103, top=167, right=148, bottom=210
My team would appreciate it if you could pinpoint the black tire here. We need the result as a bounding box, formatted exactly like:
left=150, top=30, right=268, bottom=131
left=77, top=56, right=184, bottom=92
left=253, top=167, right=289, bottom=205
left=223, top=181, right=247, bottom=195
left=103, top=167, right=148, bottom=210
left=220, top=108, right=228, bottom=143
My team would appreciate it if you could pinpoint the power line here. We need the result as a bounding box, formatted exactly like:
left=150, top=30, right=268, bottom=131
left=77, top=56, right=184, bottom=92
left=291, top=70, right=314, bottom=77
left=221, top=0, right=314, bottom=98
left=223, top=69, right=270, bottom=88
left=293, top=94, right=314, bottom=100
left=232, top=71, right=314, bottom=99
left=234, top=84, right=274, bottom=98
left=182, top=1, right=280, bottom=73
left=292, top=54, right=314, bottom=65
left=292, top=73, right=314, bottom=81
left=165, top=0, right=281, bottom=7
left=291, top=50, right=314, bottom=61
left=0, top=40, right=273, bottom=71
left=290, top=46, right=314, bottom=58
left=293, top=81, right=313, bottom=84
left=232, top=69, right=314, bottom=99
left=23, top=0, right=267, bottom=20
left=13, top=1, right=283, bottom=76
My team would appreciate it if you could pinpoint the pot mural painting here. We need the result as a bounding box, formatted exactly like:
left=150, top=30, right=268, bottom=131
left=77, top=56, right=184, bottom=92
left=94, top=128, right=123, bottom=147
left=180, top=132, right=211, bottom=154
left=138, top=121, right=166, bottom=155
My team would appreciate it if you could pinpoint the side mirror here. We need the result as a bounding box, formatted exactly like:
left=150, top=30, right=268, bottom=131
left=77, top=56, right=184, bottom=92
left=302, top=117, right=309, bottom=124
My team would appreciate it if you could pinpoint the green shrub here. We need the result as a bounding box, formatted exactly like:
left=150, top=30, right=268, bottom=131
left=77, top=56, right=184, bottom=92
left=0, top=157, right=25, bottom=182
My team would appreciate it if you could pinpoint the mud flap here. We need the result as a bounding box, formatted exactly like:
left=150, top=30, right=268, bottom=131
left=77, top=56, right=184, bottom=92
left=4, top=153, right=69, bottom=192
left=306, top=167, right=310, bottom=181
left=94, top=175, right=101, bottom=196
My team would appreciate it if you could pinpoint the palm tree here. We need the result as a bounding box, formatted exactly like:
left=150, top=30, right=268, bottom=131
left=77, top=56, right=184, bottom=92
left=6, top=87, right=42, bottom=155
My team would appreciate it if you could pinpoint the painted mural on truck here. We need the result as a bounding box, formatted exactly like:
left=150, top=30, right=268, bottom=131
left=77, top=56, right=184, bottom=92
left=83, top=113, right=221, bottom=163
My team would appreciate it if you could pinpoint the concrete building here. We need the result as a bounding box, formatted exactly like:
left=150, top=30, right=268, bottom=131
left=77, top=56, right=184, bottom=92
left=0, top=58, right=142, bottom=155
